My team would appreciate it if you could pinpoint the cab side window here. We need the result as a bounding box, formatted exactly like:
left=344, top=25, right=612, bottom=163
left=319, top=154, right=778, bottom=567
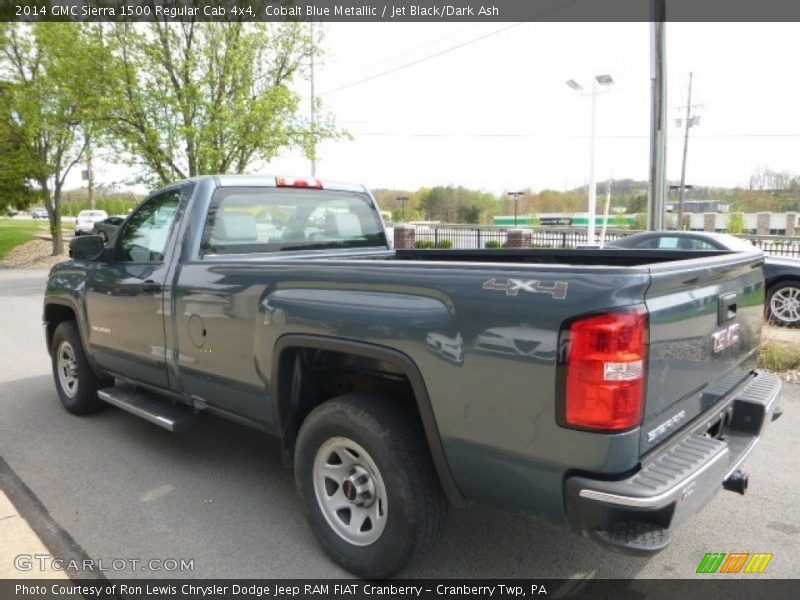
left=117, top=190, right=181, bottom=263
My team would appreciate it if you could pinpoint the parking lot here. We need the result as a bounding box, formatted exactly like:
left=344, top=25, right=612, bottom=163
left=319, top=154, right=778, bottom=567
left=0, top=268, right=797, bottom=579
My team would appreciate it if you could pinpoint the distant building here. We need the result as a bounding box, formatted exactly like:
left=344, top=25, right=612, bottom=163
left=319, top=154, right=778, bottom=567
left=493, top=213, right=636, bottom=227
left=666, top=200, right=730, bottom=214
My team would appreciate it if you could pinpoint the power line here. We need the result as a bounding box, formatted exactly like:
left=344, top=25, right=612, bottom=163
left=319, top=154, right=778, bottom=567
left=343, top=131, right=800, bottom=139
left=334, top=23, right=484, bottom=82
left=319, top=22, right=525, bottom=96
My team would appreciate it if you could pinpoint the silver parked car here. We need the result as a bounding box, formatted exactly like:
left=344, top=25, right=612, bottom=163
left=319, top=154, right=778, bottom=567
left=608, top=231, right=800, bottom=326
left=74, top=210, right=109, bottom=236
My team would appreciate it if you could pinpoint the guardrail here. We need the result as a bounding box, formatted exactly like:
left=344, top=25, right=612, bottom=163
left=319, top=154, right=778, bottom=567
left=405, top=224, right=800, bottom=258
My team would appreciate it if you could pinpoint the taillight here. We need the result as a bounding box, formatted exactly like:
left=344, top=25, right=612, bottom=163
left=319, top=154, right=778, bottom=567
left=561, top=307, right=648, bottom=431
left=276, top=176, right=323, bottom=189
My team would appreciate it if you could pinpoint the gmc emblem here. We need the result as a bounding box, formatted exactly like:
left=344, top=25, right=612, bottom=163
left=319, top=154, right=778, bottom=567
left=712, top=323, right=740, bottom=353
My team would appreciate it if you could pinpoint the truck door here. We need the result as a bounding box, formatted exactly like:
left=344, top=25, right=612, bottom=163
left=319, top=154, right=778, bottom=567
left=84, top=187, right=184, bottom=389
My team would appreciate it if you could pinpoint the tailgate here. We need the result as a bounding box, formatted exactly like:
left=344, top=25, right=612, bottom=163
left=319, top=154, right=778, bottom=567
left=641, top=251, right=764, bottom=454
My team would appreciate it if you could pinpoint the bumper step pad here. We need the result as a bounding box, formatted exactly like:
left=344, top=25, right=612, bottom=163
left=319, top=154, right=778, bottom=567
left=590, top=521, right=671, bottom=555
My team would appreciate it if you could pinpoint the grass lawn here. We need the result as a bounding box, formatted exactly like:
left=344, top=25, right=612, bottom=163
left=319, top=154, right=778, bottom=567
left=0, top=219, right=71, bottom=259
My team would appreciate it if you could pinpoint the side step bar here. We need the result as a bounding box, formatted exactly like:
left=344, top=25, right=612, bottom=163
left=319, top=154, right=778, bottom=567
left=98, top=386, right=198, bottom=432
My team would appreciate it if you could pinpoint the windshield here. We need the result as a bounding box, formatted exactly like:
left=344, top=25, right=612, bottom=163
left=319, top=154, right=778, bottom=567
left=201, top=187, right=386, bottom=255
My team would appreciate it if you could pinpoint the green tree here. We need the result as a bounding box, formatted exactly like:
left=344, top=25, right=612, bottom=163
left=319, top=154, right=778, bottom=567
left=0, top=23, right=107, bottom=254
left=0, top=83, right=40, bottom=212
left=727, top=212, right=747, bottom=234
left=104, top=21, right=338, bottom=185
left=419, top=187, right=448, bottom=221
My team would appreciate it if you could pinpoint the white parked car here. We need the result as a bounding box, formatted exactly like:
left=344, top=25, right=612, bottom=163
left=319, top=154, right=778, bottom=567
left=74, top=210, right=109, bottom=236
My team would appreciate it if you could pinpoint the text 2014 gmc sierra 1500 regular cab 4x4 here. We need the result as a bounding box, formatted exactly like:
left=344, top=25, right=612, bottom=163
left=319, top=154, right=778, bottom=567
left=45, top=175, right=783, bottom=578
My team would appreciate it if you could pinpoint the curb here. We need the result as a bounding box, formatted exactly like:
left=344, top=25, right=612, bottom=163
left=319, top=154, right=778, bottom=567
left=0, top=458, right=103, bottom=581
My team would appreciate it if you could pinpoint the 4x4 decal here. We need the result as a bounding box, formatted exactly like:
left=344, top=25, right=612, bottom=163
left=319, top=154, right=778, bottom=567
left=482, top=278, right=568, bottom=300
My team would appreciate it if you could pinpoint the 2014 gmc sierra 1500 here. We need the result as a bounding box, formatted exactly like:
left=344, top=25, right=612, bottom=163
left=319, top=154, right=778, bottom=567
left=45, top=175, right=783, bottom=577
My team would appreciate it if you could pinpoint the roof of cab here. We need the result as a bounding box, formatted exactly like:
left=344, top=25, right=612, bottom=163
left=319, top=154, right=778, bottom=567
left=200, top=174, right=368, bottom=194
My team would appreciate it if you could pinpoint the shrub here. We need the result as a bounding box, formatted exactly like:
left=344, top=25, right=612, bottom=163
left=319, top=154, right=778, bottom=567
left=759, top=342, right=800, bottom=372
left=415, top=240, right=453, bottom=249
left=485, top=240, right=502, bottom=249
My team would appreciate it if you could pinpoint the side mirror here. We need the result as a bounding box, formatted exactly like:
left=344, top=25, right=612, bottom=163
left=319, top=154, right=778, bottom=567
left=69, top=235, right=106, bottom=261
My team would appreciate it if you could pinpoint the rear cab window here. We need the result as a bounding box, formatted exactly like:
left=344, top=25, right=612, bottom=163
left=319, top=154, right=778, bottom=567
left=200, top=187, right=387, bottom=255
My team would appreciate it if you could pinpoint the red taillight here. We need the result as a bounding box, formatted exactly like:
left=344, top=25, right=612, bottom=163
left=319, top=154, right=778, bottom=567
left=562, top=307, right=648, bottom=431
left=276, top=176, right=323, bottom=189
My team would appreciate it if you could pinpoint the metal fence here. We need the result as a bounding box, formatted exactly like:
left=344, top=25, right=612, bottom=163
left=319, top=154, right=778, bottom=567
left=746, top=236, right=800, bottom=258
left=413, top=225, right=636, bottom=250
left=408, top=225, right=800, bottom=258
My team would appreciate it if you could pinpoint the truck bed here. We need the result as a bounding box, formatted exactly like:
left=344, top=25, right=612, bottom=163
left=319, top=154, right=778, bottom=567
left=394, top=247, right=733, bottom=266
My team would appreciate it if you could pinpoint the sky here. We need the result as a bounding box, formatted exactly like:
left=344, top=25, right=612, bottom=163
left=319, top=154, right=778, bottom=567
left=85, top=22, right=800, bottom=196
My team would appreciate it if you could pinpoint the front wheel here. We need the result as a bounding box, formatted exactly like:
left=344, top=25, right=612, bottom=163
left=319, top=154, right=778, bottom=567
left=51, top=321, right=112, bottom=414
left=294, top=394, right=447, bottom=579
left=767, top=283, right=800, bottom=327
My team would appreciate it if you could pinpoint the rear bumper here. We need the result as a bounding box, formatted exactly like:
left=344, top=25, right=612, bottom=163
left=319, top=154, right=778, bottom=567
left=564, top=371, right=782, bottom=554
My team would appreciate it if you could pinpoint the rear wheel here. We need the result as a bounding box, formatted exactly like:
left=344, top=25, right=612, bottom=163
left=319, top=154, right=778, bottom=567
left=51, top=321, right=112, bottom=414
left=767, top=282, right=800, bottom=327
left=294, top=394, right=447, bottom=578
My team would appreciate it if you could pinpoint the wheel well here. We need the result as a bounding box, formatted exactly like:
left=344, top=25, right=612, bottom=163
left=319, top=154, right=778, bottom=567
left=272, top=336, right=466, bottom=506
left=44, top=304, right=77, bottom=352
left=767, top=277, right=800, bottom=295
left=276, top=346, right=415, bottom=459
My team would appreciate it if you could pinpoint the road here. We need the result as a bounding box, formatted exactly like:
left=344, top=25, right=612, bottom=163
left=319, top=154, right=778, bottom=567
left=0, top=268, right=797, bottom=579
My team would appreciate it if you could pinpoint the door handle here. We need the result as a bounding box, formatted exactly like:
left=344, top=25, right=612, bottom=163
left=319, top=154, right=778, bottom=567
left=141, top=280, right=163, bottom=294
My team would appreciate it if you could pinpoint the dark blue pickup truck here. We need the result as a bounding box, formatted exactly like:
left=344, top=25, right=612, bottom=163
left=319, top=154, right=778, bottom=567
left=44, top=175, right=783, bottom=577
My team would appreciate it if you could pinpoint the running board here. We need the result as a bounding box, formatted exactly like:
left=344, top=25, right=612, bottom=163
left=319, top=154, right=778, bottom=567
left=97, top=386, right=198, bottom=432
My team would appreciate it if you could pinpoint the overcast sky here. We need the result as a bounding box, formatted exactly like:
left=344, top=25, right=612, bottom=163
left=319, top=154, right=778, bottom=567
left=88, top=22, right=800, bottom=195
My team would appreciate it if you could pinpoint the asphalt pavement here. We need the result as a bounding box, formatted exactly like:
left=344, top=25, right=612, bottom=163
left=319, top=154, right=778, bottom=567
left=0, top=268, right=797, bottom=579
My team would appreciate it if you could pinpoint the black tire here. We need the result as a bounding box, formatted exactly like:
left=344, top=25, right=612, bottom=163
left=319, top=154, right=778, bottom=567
left=767, top=282, right=800, bottom=327
left=50, top=321, right=112, bottom=415
left=294, top=394, right=447, bottom=579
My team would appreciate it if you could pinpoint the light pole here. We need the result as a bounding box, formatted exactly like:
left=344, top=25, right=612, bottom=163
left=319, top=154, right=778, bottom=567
left=566, top=74, right=614, bottom=245
left=396, top=196, right=408, bottom=222
left=507, top=191, right=523, bottom=227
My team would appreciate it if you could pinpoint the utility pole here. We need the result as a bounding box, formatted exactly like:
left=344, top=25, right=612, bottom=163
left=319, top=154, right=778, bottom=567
left=676, top=72, right=702, bottom=230
left=309, top=21, right=317, bottom=177
left=647, top=3, right=667, bottom=231
left=84, top=132, right=95, bottom=210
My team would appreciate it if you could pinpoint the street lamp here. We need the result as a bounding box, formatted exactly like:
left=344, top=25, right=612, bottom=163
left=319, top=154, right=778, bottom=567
left=566, top=74, right=614, bottom=244
left=396, top=196, right=409, bottom=222
left=507, top=191, right=524, bottom=227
